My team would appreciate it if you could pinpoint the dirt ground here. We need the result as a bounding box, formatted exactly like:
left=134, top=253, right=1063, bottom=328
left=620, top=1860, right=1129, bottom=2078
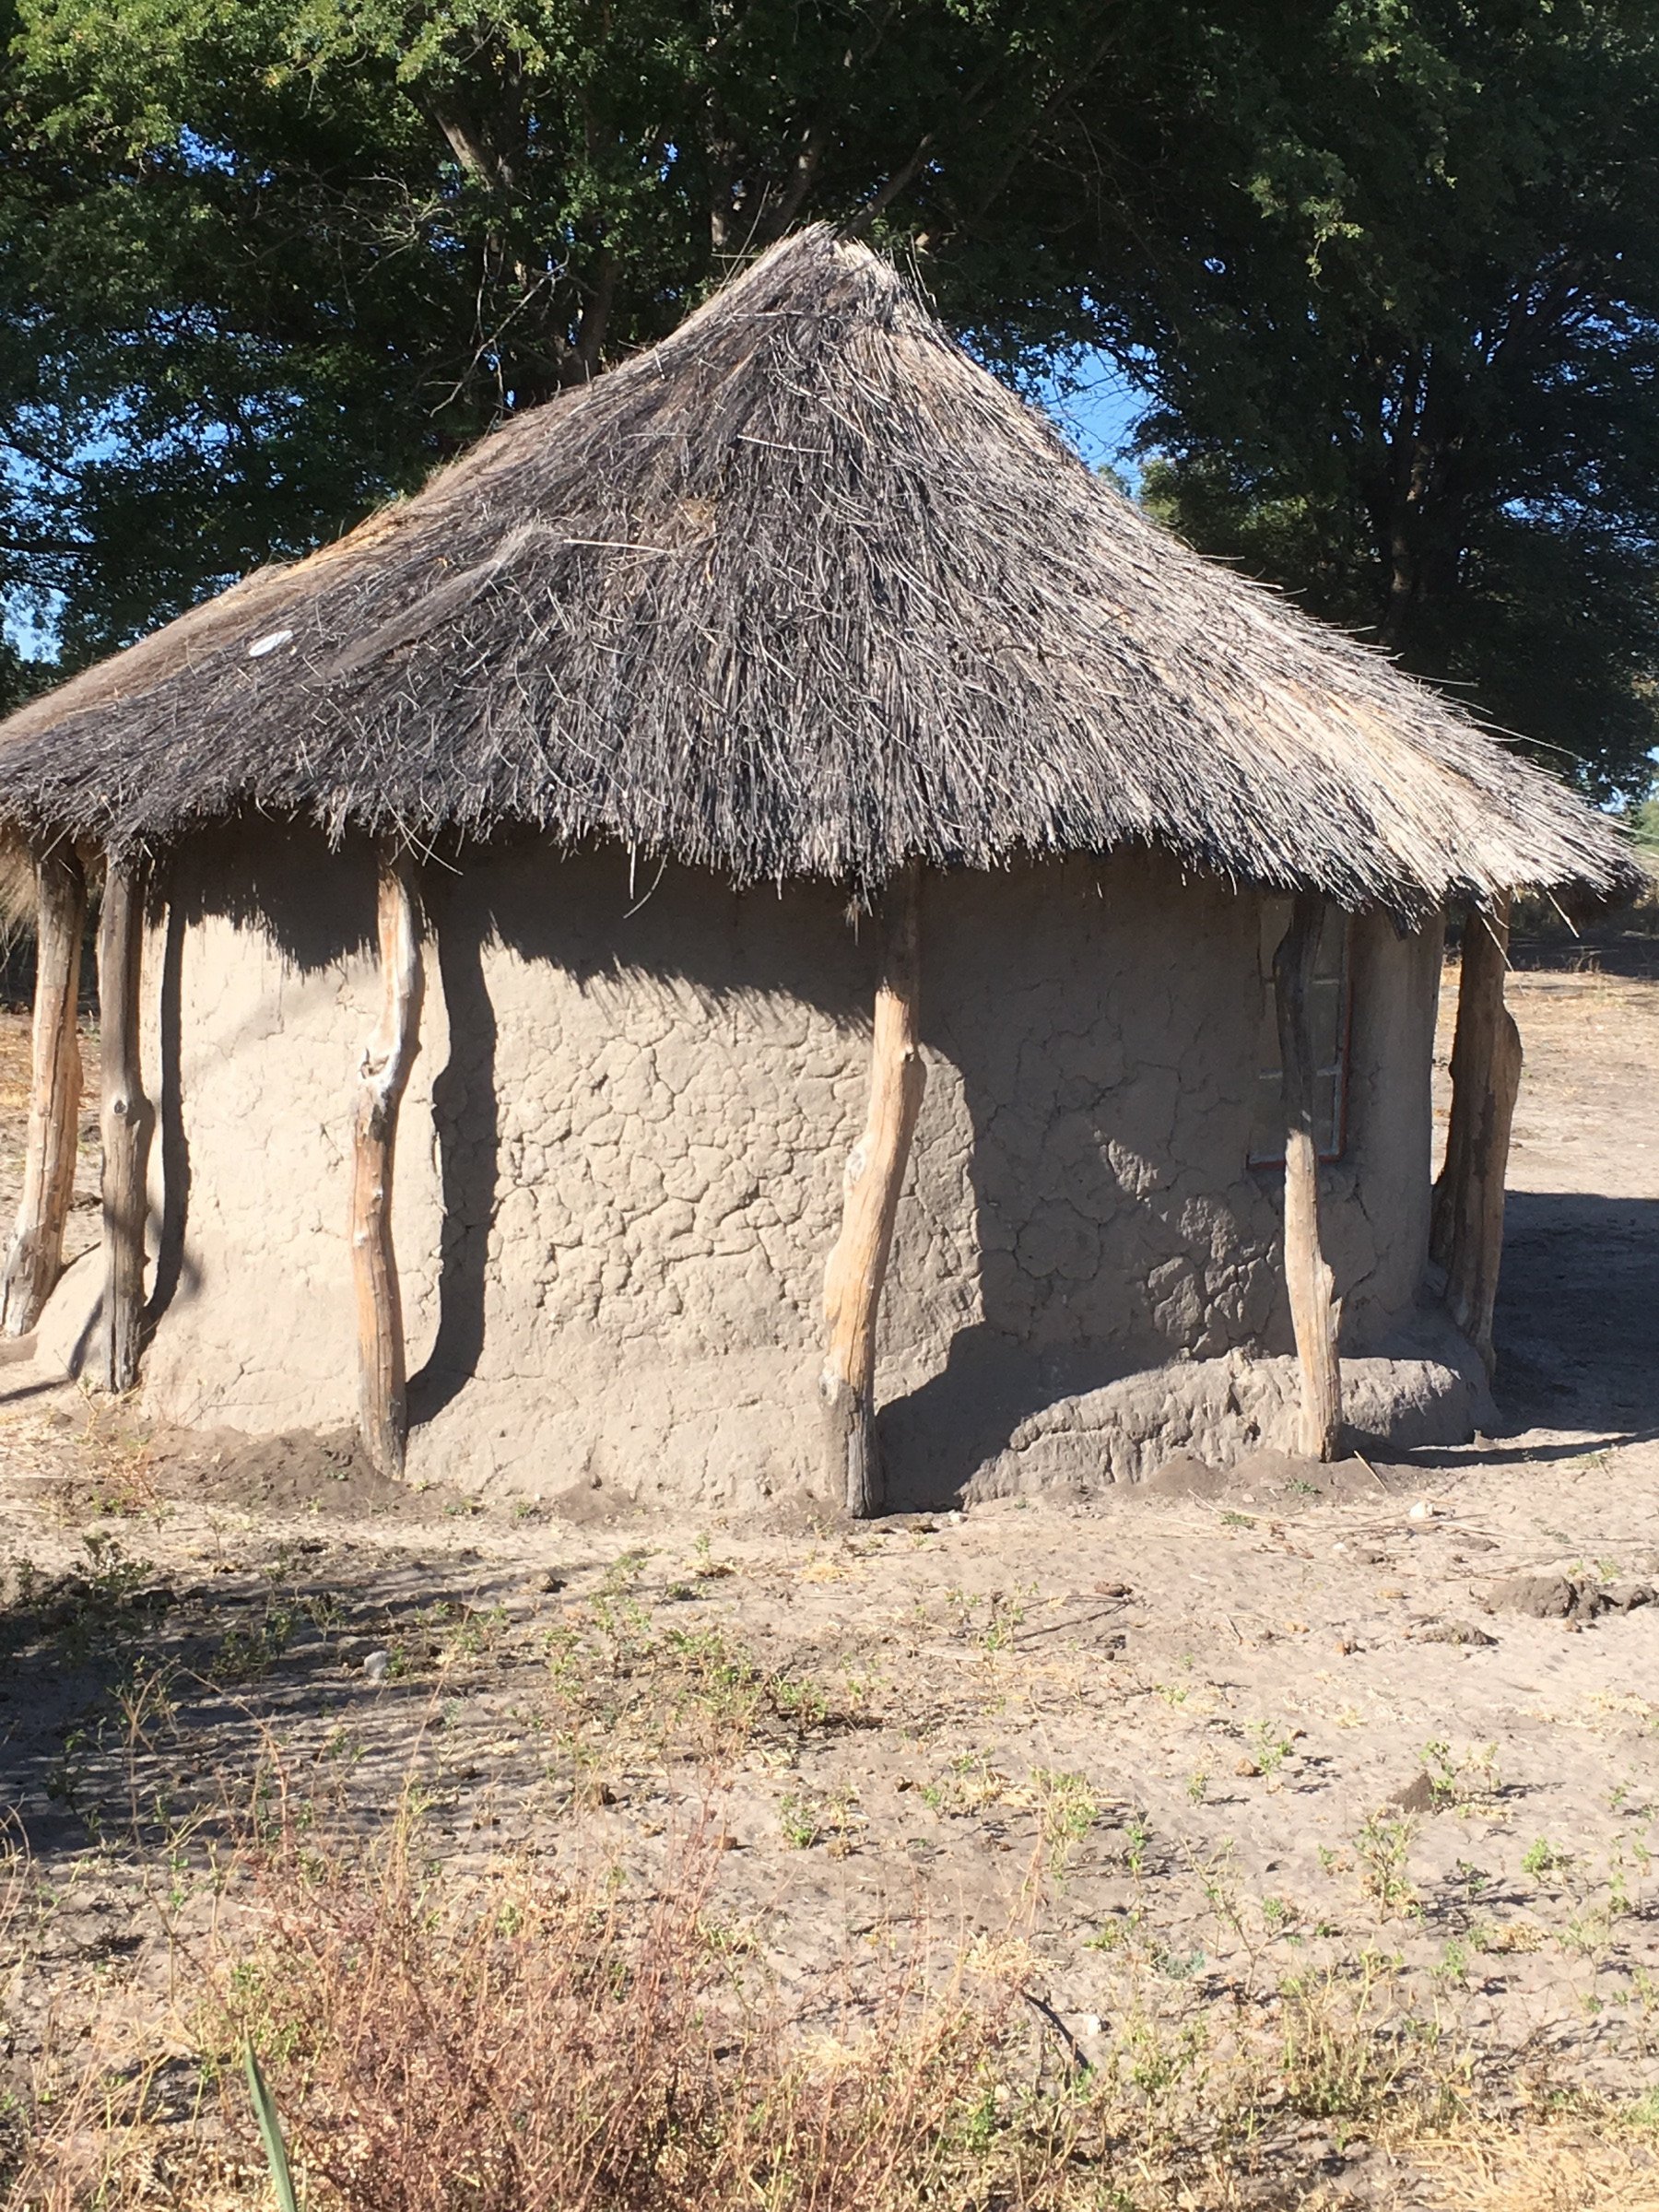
left=1, top=917, right=1656, bottom=2207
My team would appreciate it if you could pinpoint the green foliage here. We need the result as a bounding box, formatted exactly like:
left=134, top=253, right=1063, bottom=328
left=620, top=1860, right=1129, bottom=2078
left=0, top=0, right=1136, bottom=662
left=1125, top=3, right=1659, bottom=801
left=1353, top=1812, right=1418, bottom=1916
left=2, top=1, right=1656, bottom=799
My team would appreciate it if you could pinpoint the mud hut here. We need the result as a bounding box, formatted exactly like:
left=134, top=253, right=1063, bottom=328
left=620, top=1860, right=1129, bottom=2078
left=0, top=229, right=1636, bottom=1515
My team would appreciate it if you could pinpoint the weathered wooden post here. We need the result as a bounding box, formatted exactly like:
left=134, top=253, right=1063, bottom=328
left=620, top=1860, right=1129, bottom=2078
left=1, top=844, right=88, bottom=1336
left=1274, top=892, right=1343, bottom=1460
left=1431, top=895, right=1520, bottom=1373
left=352, top=847, right=423, bottom=1477
left=821, top=862, right=926, bottom=1517
left=98, top=853, right=155, bottom=1391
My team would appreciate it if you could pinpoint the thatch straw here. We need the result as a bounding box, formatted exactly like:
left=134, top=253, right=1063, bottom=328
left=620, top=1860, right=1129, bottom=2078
left=0, top=228, right=1637, bottom=915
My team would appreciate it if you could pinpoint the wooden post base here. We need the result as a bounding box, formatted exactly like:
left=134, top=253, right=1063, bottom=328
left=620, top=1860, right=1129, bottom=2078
left=1, top=846, right=88, bottom=1337
left=820, top=1375, right=880, bottom=1521
left=1432, top=899, right=1520, bottom=1374
left=821, top=865, right=926, bottom=1517
left=1274, top=892, right=1343, bottom=1461
left=352, top=851, right=423, bottom=1478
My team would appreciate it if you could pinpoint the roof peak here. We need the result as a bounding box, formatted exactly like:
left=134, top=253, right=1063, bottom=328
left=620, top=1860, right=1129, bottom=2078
left=0, top=228, right=1637, bottom=913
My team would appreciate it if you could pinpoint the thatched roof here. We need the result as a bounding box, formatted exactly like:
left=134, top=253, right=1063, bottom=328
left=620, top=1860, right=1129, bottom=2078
left=0, top=228, right=1637, bottom=914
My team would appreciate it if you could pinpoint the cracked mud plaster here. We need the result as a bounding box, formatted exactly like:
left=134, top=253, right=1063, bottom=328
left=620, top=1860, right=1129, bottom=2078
left=38, top=831, right=1478, bottom=1510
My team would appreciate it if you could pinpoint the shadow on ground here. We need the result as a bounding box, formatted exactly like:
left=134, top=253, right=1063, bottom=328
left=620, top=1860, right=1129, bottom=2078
left=0, top=1548, right=512, bottom=1865
left=1493, top=1191, right=1659, bottom=1444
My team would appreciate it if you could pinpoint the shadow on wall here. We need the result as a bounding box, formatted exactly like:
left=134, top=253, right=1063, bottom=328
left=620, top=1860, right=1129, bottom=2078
left=144, top=898, right=200, bottom=1335
left=877, top=865, right=1283, bottom=1511
left=399, top=838, right=872, bottom=1444
left=407, top=885, right=498, bottom=1427
left=164, top=818, right=379, bottom=978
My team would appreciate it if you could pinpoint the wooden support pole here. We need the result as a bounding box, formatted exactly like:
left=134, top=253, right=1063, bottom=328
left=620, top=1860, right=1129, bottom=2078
left=821, top=864, right=926, bottom=1518
left=1431, top=896, right=1521, bottom=1373
left=98, top=855, right=155, bottom=1393
left=1, top=845, right=88, bottom=1336
left=1274, top=892, right=1344, bottom=1460
left=352, top=849, right=423, bottom=1478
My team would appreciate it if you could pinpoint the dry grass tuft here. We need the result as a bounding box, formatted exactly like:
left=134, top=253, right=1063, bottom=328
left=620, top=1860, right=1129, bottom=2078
left=7, top=1792, right=1656, bottom=2210
left=11, top=1806, right=1075, bottom=2211
left=1418, top=2119, right=1659, bottom=2211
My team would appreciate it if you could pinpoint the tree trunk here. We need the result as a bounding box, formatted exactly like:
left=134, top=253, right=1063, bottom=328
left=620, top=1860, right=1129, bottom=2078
left=1, top=846, right=88, bottom=1336
left=352, top=851, right=424, bottom=1477
left=1275, top=893, right=1343, bottom=1460
left=821, top=865, right=926, bottom=1517
left=1432, top=898, right=1520, bottom=1372
left=98, top=855, right=154, bottom=1392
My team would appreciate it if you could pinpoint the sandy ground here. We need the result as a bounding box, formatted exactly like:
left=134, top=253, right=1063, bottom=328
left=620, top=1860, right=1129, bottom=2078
left=0, top=924, right=1656, bottom=2206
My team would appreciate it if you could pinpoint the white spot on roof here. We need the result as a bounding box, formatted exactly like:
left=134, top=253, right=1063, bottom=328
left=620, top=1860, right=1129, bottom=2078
left=247, top=629, right=294, bottom=659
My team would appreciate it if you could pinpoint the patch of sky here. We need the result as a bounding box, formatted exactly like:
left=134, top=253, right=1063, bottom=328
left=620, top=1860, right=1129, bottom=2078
left=177, top=127, right=239, bottom=174
left=1028, top=347, right=1148, bottom=489
left=4, top=595, right=62, bottom=660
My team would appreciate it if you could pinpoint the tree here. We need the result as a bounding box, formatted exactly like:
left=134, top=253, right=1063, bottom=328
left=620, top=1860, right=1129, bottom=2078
left=0, top=0, right=1140, bottom=659
left=2, top=0, right=1657, bottom=805
left=1120, top=2, right=1659, bottom=803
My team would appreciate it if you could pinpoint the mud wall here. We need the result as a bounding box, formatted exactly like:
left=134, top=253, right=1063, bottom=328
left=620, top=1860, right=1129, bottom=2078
left=102, top=828, right=1452, bottom=1507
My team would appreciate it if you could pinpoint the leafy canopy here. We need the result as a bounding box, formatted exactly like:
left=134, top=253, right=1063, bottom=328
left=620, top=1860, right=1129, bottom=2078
left=2, top=0, right=1656, bottom=799
left=1121, top=1, right=1659, bottom=802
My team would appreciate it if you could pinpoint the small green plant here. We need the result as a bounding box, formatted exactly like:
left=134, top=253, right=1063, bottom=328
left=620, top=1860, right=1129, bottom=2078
left=1085, top=1906, right=1144, bottom=1952
left=1353, top=1812, right=1418, bottom=1916
left=1277, top=1964, right=1408, bottom=2121
left=1244, top=1719, right=1296, bottom=1777
left=777, top=1787, right=860, bottom=1854
left=1186, top=1768, right=1209, bottom=1806
left=1433, top=1938, right=1470, bottom=1985
left=1032, top=1768, right=1099, bottom=1873
left=691, top=1533, right=734, bottom=1581
left=981, top=1592, right=1027, bottom=1652
left=210, top=1606, right=296, bottom=1683
left=779, top=1792, right=819, bottom=1849
left=1523, top=1836, right=1571, bottom=1881
left=1124, top=1813, right=1152, bottom=1878
left=1418, top=1737, right=1500, bottom=1811
left=78, top=1531, right=154, bottom=1606
left=1121, top=2010, right=1208, bottom=2101
left=919, top=1751, right=1005, bottom=1819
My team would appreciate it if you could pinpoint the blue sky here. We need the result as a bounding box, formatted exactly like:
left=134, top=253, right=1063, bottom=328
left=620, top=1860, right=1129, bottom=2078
left=1031, top=352, right=1146, bottom=477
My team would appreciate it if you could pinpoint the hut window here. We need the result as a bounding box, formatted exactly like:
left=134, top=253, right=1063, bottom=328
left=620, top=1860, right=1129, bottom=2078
left=1249, top=901, right=1351, bottom=1165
